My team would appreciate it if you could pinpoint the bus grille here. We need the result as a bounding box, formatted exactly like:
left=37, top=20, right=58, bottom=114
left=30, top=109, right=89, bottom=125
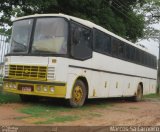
left=9, top=65, right=47, bottom=80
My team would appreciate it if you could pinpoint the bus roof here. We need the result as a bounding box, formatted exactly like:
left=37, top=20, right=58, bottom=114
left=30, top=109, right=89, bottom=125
left=14, top=13, right=154, bottom=56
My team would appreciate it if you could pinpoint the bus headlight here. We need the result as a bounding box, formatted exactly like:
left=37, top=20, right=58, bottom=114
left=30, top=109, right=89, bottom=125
left=13, top=84, right=17, bottom=89
left=43, top=86, right=48, bottom=92
left=50, top=87, right=55, bottom=93
left=9, top=83, right=13, bottom=88
left=36, top=85, right=41, bottom=91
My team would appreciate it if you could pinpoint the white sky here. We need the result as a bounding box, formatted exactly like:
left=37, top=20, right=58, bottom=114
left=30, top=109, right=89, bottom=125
left=138, top=23, right=160, bottom=58
left=138, top=39, right=159, bottom=57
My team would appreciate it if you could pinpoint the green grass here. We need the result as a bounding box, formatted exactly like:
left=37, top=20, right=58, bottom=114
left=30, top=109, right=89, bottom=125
left=19, top=104, right=80, bottom=124
left=20, top=104, right=70, bottom=116
left=144, top=93, right=160, bottom=99
left=0, top=92, right=20, bottom=103
left=35, top=115, right=80, bottom=124
left=18, top=100, right=114, bottom=124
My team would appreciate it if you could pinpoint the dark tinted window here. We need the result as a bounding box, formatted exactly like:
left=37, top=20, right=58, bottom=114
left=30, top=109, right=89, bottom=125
left=144, top=52, right=147, bottom=66
left=130, top=46, right=135, bottom=61
left=139, top=51, right=143, bottom=65
left=71, top=22, right=92, bottom=48
left=70, top=22, right=92, bottom=60
left=94, top=29, right=111, bottom=54
left=136, top=49, right=140, bottom=63
left=112, top=38, right=119, bottom=56
left=125, top=44, right=130, bottom=60
left=93, top=29, right=157, bottom=69
left=150, top=55, right=154, bottom=68
left=118, top=42, right=125, bottom=58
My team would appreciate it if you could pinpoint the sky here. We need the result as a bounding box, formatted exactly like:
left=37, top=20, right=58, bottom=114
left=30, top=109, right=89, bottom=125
left=138, top=39, right=159, bottom=57
left=138, top=23, right=160, bottom=58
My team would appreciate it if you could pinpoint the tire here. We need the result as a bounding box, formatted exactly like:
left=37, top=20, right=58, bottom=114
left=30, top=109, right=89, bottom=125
left=133, top=84, right=143, bottom=102
left=19, top=94, right=39, bottom=102
left=69, top=80, right=87, bottom=108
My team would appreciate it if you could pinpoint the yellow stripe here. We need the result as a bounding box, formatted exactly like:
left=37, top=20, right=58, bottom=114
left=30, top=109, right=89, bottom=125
left=3, top=81, right=66, bottom=98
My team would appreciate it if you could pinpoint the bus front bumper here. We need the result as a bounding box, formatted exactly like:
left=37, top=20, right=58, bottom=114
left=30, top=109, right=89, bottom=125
left=3, top=78, right=66, bottom=98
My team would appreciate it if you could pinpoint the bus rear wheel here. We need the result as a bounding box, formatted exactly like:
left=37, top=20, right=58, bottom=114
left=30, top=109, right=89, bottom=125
left=133, top=84, right=143, bottom=102
left=69, top=80, right=87, bottom=108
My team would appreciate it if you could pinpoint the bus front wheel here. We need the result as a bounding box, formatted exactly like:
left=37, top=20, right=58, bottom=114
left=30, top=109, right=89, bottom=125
left=69, top=80, right=87, bottom=108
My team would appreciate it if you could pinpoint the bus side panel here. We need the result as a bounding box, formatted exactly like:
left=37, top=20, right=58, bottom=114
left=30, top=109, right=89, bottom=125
left=107, top=74, right=123, bottom=97
left=122, top=76, right=136, bottom=96
left=143, top=79, right=156, bottom=95
left=89, top=71, right=110, bottom=98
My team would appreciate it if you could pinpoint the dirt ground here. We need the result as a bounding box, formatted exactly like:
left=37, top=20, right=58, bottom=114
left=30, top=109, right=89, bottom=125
left=0, top=98, right=160, bottom=126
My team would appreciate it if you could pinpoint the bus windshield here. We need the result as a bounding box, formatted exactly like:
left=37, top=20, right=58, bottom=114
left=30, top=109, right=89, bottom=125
left=10, top=17, right=68, bottom=55
left=10, top=19, right=33, bottom=53
left=32, top=18, right=68, bottom=54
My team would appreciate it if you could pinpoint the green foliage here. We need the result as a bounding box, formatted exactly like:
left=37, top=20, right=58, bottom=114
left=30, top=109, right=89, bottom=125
left=0, top=0, right=158, bottom=42
left=0, top=92, right=20, bottom=103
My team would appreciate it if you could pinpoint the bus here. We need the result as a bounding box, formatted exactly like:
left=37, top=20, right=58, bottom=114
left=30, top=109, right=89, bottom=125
left=3, top=14, right=157, bottom=107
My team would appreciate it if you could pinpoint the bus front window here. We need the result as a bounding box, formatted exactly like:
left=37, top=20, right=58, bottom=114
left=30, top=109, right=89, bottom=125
left=10, top=19, right=33, bottom=53
left=32, top=18, right=68, bottom=54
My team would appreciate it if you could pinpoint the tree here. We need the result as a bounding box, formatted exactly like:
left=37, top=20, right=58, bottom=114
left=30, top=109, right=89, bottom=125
left=139, top=0, right=160, bottom=39
left=0, top=0, right=157, bottom=42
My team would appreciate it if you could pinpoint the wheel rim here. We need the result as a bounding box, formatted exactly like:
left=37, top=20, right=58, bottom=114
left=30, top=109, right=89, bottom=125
left=73, top=85, right=83, bottom=103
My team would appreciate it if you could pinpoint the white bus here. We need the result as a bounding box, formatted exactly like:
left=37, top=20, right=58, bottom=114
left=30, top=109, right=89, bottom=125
left=3, top=14, right=157, bottom=107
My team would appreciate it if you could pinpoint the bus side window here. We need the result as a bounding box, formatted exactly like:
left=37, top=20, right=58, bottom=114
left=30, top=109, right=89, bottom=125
left=118, top=41, right=125, bottom=58
left=70, top=22, right=92, bottom=60
left=112, top=38, right=119, bottom=56
left=94, top=29, right=111, bottom=54
left=125, top=44, right=130, bottom=60
left=130, top=46, right=135, bottom=62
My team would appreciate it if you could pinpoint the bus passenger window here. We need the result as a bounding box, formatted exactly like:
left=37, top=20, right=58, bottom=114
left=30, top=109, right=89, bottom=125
left=94, top=29, right=111, bottom=54
left=130, top=46, right=135, bottom=61
left=70, top=22, right=92, bottom=60
left=118, top=42, right=125, bottom=58
left=125, top=45, right=130, bottom=60
left=71, top=22, right=92, bottom=49
left=112, top=38, right=119, bottom=56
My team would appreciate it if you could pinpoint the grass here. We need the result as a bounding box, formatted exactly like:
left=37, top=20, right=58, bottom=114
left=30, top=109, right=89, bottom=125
left=20, top=104, right=70, bottom=116
left=0, top=92, right=20, bottom=103
left=144, top=93, right=160, bottom=99
left=35, top=115, right=80, bottom=124
left=18, top=99, right=114, bottom=124
left=19, top=104, right=80, bottom=124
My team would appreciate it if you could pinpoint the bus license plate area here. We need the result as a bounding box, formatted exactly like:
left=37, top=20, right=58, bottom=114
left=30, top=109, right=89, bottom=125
left=18, top=84, right=34, bottom=92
